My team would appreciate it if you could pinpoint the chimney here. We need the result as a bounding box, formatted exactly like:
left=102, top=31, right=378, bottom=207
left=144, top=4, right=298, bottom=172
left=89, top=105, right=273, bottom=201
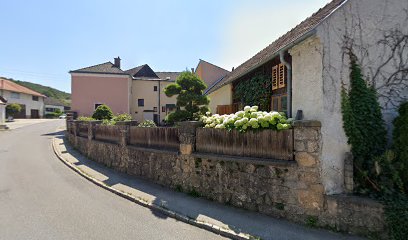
left=191, top=68, right=195, bottom=73
left=114, top=56, right=121, bottom=69
left=232, top=67, right=235, bottom=71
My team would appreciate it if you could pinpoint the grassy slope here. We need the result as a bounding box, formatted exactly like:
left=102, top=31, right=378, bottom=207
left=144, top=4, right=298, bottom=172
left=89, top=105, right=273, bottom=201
left=5, top=78, right=71, bottom=106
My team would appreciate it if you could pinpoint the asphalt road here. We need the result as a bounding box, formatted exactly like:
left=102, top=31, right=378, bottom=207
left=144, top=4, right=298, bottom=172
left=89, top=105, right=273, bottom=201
left=0, top=120, right=226, bottom=240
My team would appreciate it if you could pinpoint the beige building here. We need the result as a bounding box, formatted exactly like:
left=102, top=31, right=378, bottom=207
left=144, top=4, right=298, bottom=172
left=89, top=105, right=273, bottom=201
left=207, top=0, right=408, bottom=194
left=70, top=58, right=180, bottom=124
left=0, top=78, right=46, bottom=118
left=126, top=65, right=179, bottom=123
left=194, top=59, right=231, bottom=114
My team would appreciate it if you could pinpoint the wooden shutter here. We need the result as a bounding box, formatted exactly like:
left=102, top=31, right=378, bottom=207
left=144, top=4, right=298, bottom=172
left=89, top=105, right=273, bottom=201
left=278, top=64, right=286, bottom=88
left=272, top=66, right=278, bottom=90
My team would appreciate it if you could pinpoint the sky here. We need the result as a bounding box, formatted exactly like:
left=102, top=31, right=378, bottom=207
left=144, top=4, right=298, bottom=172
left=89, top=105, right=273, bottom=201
left=0, top=0, right=331, bottom=93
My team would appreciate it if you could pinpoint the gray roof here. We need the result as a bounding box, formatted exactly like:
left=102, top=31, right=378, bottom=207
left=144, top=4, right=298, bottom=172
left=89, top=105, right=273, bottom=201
left=71, top=60, right=181, bottom=81
left=156, top=72, right=181, bottom=81
left=208, top=0, right=348, bottom=94
left=124, top=65, right=145, bottom=76
left=70, top=62, right=127, bottom=75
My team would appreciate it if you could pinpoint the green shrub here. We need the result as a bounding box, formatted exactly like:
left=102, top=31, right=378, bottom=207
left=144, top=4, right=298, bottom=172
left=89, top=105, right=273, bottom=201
left=102, top=119, right=116, bottom=125
left=393, top=102, right=408, bottom=193
left=77, top=116, right=95, bottom=121
left=341, top=52, right=387, bottom=193
left=54, top=108, right=62, bottom=115
left=113, top=113, right=132, bottom=122
left=92, top=104, right=113, bottom=120
left=137, top=120, right=157, bottom=128
left=201, top=106, right=291, bottom=132
left=6, top=103, right=22, bottom=117
left=45, top=112, right=59, bottom=118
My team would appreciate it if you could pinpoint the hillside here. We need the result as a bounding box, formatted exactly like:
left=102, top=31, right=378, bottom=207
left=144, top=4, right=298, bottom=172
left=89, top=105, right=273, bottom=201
left=2, top=77, right=71, bottom=106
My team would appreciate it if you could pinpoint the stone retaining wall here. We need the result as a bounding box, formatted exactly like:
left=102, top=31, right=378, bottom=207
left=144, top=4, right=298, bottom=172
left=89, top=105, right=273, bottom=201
left=66, top=120, right=385, bottom=237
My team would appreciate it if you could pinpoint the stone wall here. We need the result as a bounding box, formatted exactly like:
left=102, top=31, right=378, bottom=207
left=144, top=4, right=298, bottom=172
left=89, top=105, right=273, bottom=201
left=66, top=120, right=385, bottom=237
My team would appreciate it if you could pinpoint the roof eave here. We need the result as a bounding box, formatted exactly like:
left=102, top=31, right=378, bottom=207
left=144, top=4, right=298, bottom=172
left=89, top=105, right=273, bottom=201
left=225, top=29, right=317, bottom=87
left=69, top=71, right=129, bottom=76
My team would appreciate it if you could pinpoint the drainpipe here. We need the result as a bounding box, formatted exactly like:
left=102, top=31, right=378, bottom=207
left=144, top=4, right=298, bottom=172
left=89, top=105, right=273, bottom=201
left=158, top=80, right=161, bottom=124
left=279, top=51, right=292, bottom=118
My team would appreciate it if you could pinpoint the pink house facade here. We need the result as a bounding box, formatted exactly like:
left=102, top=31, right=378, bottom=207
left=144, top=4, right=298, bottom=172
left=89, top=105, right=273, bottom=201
left=70, top=57, right=180, bottom=121
left=70, top=58, right=131, bottom=117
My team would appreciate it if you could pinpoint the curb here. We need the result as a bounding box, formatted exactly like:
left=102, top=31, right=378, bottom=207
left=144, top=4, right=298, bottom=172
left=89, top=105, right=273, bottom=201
left=52, top=136, right=253, bottom=240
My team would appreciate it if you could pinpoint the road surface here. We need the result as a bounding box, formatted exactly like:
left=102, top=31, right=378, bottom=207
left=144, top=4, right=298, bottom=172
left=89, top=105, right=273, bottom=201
left=0, top=120, right=226, bottom=240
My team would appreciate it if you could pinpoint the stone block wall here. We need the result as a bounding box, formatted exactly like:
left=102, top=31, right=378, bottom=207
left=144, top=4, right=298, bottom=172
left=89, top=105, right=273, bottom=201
left=66, top=120, right=385, bottom=237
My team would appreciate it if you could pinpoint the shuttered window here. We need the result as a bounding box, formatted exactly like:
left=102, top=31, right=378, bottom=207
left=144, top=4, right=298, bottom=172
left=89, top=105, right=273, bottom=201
left=278, top=64, right=286, bottom=88
left=272, top=63, right=286, bottom=90
left=272, top=66, right=278, bottom=90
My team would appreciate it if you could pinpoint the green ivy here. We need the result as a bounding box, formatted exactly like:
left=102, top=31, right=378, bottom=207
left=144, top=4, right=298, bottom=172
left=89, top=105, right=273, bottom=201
left=341, top=52, right=387, bottom=193
left=341, top=52, right=408, bottom=239
left=233, top=75, right=272, bottom=111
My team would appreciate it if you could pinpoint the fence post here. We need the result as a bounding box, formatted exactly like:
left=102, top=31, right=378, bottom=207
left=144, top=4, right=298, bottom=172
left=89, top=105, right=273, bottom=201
left=72, top=121, right=78, bottom=147
left=119, top=128, right=129, bottom=147
left=178, top=121, right=203, bottom=155
left=292, top=120, right=324, bottom=212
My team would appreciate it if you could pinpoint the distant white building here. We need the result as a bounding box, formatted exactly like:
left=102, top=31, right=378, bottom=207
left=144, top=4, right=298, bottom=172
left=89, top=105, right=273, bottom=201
left=44, top=98, right=67, bottom=115
left=0, top=78, right=46, bottom=118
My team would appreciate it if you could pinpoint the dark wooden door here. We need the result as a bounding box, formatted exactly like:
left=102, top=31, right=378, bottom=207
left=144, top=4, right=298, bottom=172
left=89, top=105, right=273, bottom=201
left=31, top=109, right=39, bottom=119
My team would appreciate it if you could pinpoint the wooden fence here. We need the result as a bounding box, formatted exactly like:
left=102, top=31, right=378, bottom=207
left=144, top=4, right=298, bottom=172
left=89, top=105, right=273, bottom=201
left=129, top=127, right=179, bottom=150
left=196, top=128, right=294, bottom=160
left=94, top=125, right=121, bottom=143
left=77, top=123, right=88, bottom=138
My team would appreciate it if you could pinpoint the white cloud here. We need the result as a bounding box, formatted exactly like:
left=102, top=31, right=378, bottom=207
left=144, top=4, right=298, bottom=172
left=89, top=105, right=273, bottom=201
left=217, top=0, right=332, bottom=70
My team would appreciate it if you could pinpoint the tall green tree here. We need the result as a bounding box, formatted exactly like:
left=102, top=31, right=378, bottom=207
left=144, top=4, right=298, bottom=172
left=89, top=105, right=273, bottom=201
left=341, top=52, right=387, bottom=192
left=164, top=71, right=209, bottom=124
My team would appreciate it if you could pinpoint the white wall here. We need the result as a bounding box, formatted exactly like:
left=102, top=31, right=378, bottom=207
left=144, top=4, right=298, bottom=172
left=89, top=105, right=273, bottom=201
left=2, top=90, right=45, bottom=118
left=0, top=105, right=5, bottom=123
left=289, top=0, right=408, bottom=194
left=208, top=84, right=232, bottom=113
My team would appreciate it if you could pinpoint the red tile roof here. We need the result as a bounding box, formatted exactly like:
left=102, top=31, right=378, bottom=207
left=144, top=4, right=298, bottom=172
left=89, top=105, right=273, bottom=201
left=208, top=0, right=348, bottom=94
left=0, top=78, right=46, bottom=97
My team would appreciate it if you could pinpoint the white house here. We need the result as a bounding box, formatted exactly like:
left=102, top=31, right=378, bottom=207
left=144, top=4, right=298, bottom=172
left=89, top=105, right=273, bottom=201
left=44, top=98, right=67, bottom=115
left=0, top=78, right=46, bottom=118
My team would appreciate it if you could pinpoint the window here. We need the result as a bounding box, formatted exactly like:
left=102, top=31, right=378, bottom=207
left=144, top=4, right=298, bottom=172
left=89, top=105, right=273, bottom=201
left=11, top=92, right=20, bottom=99
left=153, top=107, right=157, bottom=112
left=46, top=108, right=55, bottom=112
left=272, top=64, right=286, bottom=90
left=138, top=99, right=144, bottom=107
left=94, top=103, right=102, bottom=109
left=154, top=86, right=158, bottom=91
left=162, top=106, right=165, bottom=112
left=32, top=96, right=39, bottom=101
left=271, top=94, right=288, bottom=115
